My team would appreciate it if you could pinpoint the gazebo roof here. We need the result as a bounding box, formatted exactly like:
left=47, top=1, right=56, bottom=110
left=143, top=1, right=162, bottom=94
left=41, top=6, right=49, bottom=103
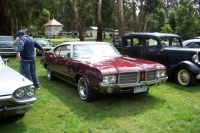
left=43, top=18, right=63, bottom=27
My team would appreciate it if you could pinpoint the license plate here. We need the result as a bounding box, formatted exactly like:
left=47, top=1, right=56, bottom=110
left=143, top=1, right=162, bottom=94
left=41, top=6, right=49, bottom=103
left=133, top=86, right=148, bottom=93
left=16, top=108, right=26, bottom=114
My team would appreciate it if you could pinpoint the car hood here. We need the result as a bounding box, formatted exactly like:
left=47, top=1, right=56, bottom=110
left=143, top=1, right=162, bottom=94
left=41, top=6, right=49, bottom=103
left=0, top=66, right=33, bottom=95
left=73, top=56, right=166, bottom=74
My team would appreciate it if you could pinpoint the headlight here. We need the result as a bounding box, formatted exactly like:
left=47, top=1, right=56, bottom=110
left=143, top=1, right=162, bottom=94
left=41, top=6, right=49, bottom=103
left=192, top=54, right=199, bottom=63
left=102, top=75, right=117, bottom=84
left=15, top=88, right=25, bottom=98
left=157, top=70, right=166, bottom=78
left=26, top=86, right=36, bottom=97
left=14, top=85, right=35, bottom=98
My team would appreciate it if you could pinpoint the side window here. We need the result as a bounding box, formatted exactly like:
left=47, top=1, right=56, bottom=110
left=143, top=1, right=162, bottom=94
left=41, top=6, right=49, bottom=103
left=123, top=38, right=132, bottom=47
left=145, top=38, right=158, bottom=47
left=60, top=45, right=71, bottom=58
left=55, top=47, right=61, bottom=56
left=172, top=38, right=181, bottom=46
left=133, top=38, right=142, bottom=47
left=185, top=42, right=193, bottom=47
left=186, top=42, right=200, bottom=48
left=196, top=42, right=200, bottom=47
left=160, top=38, right=169, bottom=47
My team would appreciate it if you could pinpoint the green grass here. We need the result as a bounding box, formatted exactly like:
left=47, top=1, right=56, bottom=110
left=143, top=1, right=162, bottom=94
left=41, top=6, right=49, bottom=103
left=1, top=56, right=200, bottom=133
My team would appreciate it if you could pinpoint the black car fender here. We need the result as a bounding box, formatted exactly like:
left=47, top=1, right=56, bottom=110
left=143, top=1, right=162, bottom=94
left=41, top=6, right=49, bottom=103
left=167, top=60, right=200, bottom=76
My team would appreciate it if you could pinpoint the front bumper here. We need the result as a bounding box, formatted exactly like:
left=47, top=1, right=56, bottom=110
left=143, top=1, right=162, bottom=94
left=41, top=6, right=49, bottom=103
left=0, top=95, right=36, bottom=118
left=0, top=48, right=17, bottom=56
left=98, top=76, right=168, bottom=94
left=0, top=104, right=33, bottom=118
left=0, top=95, right=36, bottom=104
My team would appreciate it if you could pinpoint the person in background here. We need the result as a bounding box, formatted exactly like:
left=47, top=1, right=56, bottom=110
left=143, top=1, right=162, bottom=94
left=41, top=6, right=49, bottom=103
left=12, top=28, right=29, bottom=75
left=16, top=30, right=44, bottom=89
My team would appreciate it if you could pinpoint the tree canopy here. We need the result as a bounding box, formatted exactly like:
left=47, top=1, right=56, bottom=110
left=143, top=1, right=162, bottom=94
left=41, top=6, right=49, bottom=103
left=1, top=0, right=200, bottom=39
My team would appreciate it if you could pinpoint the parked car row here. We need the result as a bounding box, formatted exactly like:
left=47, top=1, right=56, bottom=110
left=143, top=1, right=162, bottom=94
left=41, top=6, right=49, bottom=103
left=2, top=33, right=200, bottom=118
left=0, top=36, right=55, bottom=56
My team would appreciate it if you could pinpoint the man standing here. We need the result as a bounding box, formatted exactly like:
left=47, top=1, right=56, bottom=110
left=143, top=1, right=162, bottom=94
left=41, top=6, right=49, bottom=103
left=12, top=28, right=29, bottom=74
left=16, top=30, right=44, bottom=89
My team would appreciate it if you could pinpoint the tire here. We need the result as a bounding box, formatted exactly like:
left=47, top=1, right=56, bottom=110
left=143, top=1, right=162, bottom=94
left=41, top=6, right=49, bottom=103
left=78, top=76, right=96, bottom=102
left=175, top=67, right=196, bottom=87
left=47, top=65, right=55, bottom=80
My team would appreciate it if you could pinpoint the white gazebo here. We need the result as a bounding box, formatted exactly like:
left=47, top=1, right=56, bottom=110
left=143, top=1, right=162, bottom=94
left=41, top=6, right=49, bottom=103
left=43, top=18, right=63, bottom=38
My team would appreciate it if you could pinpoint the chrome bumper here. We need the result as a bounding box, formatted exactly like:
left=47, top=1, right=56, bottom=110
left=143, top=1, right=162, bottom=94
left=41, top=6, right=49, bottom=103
left=98, top=76, right=168, bottom=94
left=0, top=104, right=33, bottom=118
left=0, top=95, right=36, bottom=104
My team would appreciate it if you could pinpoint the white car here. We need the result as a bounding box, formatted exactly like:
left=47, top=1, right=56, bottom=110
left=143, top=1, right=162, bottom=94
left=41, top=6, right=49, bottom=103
left=182, top=39, right=200, bottom=48
left=0, top=56, right=36, bottom=118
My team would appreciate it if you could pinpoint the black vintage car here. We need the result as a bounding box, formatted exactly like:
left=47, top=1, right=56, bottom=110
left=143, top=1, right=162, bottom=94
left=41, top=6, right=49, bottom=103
left=114, top=32, right=200, bottom=87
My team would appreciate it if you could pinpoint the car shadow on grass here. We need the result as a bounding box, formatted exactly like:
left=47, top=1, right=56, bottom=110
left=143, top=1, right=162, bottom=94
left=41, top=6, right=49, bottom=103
left=37, top=75, right=166, bottom=119
left=164, top=77, right=200, bottom=93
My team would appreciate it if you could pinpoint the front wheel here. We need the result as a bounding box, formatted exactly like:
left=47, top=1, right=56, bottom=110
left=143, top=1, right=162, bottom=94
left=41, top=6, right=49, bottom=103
left=175, top=67, right=196, bottom=87
left=78, top=76, right=96, bottom=102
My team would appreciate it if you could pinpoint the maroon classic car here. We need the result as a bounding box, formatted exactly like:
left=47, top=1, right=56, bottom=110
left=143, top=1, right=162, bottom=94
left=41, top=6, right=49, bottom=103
left=40, top=41, right=168, bottom=101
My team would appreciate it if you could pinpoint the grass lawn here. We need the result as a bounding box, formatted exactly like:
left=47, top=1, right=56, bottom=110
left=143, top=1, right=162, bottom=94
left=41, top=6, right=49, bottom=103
left=0, top=38, right=200, bottom=133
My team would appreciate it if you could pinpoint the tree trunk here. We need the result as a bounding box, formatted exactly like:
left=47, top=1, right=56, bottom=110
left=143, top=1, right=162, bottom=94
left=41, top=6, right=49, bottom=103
left=70, top=0, right=84, bottom=41
left=0, top=0, right=11, bottom=35
left=143, top=15, right=148, bottom=32
left=138, top=0, right=144, bottom=32
left=96, top=0, right=102, bottom=41
left=117, top=0, right=125, bottom=37
left=132, top=0, right=138, bottom=32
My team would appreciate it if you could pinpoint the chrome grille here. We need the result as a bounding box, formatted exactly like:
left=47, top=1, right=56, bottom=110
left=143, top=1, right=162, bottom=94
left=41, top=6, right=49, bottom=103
left=119, top=72, right=138, bottom=84
left=146, top=70, right=156, bottom=81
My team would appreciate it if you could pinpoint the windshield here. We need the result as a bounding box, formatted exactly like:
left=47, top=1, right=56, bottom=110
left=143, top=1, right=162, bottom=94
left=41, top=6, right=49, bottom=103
left=73, top=44, right=120, bottom=58
left=0, top=36, right=14, bottom=41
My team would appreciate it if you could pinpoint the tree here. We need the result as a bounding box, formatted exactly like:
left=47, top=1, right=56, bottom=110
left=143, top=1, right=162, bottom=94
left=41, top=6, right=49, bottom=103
left=0, top=0, right=11, bottom=35
left=35, top=9, right=50, bottom=34
left=161, top=24, right=174, bottom=33
left=175, top=1, right=197, bottom=39
left=118, top=0, right=125, bottom=37
left=96, top=0, right=103, bottom=41
left=70, top=0, right=84, bottom=41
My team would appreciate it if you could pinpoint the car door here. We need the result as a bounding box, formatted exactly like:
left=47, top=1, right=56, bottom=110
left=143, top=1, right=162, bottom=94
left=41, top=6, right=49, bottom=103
left=55, top=44, right=76, bottom=84
left=122, top=37, right=144, bottom=59
left=143, top=37, right=162, bottom=63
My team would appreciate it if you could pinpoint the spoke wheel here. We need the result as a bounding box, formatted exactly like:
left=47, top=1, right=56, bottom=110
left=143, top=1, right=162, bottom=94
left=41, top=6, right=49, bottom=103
left=78, top=76, right=95, bottom=102
left=175, top=67, right=196, bottom=87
